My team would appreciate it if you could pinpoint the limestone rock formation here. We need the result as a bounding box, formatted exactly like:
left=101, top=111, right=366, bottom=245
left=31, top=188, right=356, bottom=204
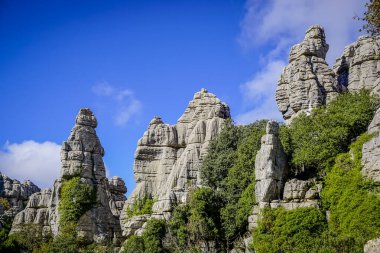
left=364, top=238, right=380, bottom=253
left=275, top=25, right=341, bottom=123
left=362, top=108, right=380, bottom=182
left=108, top=176, right=127, bottom=217
left=0, top=173, right=40, bottom=219
left=11, top=108, right=124, bottom=244
left=255, top=121, right=287, bottom=203
left=121, top=88, right=230, bottom=236
left=333, top=36, right=380, bottom=92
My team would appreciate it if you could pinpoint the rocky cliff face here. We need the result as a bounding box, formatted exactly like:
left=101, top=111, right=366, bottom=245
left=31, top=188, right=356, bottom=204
left=275, top=25, right=341, bottom=123
left=0, top=173, right=40, bottom=220
left=333, top=36, right=380, bottom=92
left=362, top=108, right=380, bottom=183
left=120, top=88, right=230, bottom=236
left=11, top=109, right=125, bottom=244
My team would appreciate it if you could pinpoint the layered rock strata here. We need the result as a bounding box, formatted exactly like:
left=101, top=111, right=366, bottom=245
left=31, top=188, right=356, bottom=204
left=0, top=173, right=40, bottom=219
left=255, top=121, right=287, bottom=203
left=11, top=108, right=124, bottom=244
left=108, top=176, right=127, bottom=217
left=121, top=88, right=230, bottom=237
left=333, top=36, right=380, bottom=92
left=275, top=25, right=341, bottom=123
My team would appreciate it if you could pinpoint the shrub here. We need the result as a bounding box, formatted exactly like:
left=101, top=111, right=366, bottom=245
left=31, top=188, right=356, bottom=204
left=250, top=207, right=328, bottom=253
left=121, top=218, right=167, bottom=253
left=281, top=90, right=377, bottom=177
left=321, top=133, right=380, bottom=252
left=125, top=195, right=155, bottom=218
left=59, top=177, right=96, bottom=229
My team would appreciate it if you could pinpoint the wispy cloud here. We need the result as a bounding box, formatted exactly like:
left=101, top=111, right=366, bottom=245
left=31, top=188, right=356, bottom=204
left=92, top=82, right=142, bottom=126
left=0, top=140, right=61, bottom=188
left=236, top=0, right=365, bottom=124
left=236, top=60, right=284, bottom=124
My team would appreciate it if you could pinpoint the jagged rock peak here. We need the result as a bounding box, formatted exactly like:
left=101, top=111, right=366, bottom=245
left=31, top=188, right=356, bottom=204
left=289, top=25, right=329, bottom=62
left=121, top=89, right=230, bottom=237
left=11, top=108, right=124, bottom=245
left=333, top=36, right=380, bottom=92
left=275, top=25, right=341, bottom=124
left=61, top=108, right=105, bottom=180
left=0, top=173, right=40, bottom=219
left=76, top=108, right=98, bottom=128
left=150, top=116, right=164, bottom=125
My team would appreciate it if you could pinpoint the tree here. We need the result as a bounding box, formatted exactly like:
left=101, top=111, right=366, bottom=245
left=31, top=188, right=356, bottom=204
left=356, top=0, right=380, bottom=35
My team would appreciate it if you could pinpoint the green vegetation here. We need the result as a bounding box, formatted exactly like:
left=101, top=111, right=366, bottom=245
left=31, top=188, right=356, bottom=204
left=321, top=133, right=380, bottom=252
left=125, top=195, right=155, bottom=218
left=0, top=197, right=10, bottom=210
left=250, top=207, right=328, bottom=253
left=251, top=133, right=380, bottom=253
left=59, top=177, right=96, bottom=229
left=280, top=90, right=377, bottom=177
left=122, top=218, right=167, bottom=253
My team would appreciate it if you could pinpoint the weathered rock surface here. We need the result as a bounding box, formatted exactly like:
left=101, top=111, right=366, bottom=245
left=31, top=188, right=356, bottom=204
left=255, top=121, right=287, bottom=203
left=11, top=108, right=124, bottom=244
left=362, top=108, right=380, bottom=182
left=108, top=176, right=127, bottom=217
left=333, top=36, right=380, bottom=92
left=121, top=88, right=230, bottom=236
left=0, top=173, right=40, bottom=219
left=364, top=238, right=380, bottom=253
left=275, top=25, right=341, bottom=123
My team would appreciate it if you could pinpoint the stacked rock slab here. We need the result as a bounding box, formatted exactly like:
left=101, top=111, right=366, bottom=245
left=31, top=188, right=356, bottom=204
left=275, top=25, right=341, bottom=123
left=255, top=121, right=287, bottom=204
left=121, top=88, right=230, bottom=236
left=0, top=173, right=40, bottom=219
left=333, top=36, right=380, bottom=92
left=11, top=108, right=124, bottom=244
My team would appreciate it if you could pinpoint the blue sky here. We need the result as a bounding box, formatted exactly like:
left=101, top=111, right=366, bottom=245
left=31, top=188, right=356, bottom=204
left=0, top=0, right=365, bottom=191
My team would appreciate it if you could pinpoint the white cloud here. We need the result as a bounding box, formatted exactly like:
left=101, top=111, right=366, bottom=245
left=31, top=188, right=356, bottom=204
left=0, top=140, right=61, bottom=188
left=236, top=0, right=365, bottom=124
left=92, top=82, right=142, bottom=126
left=239, top=0, right=364, bottom=64
left=236, top=60, right=285, bottom=124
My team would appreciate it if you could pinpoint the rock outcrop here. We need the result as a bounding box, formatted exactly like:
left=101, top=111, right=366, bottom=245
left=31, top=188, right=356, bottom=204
left=121, top=88, right=230, bottom=237
left=0, top=173, right=40, bottom=219
left=333, top=36, right=380, bottom=92
left=275, top=25, right=341, bottom=123
left=364, top=238, right=380, bottom=253
left=255, top=121, right=287, bottom=203
left=108, top=176, right=127, bottom=217
left=362, top=108, right=380, bottom=182
left=11, top=108, right=124, bottom=244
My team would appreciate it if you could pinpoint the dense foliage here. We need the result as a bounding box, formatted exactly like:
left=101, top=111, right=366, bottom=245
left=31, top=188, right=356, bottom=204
left=251, top=133, right=380, bottom=253
left=122, top=218, right=167, bottom=253
left=280, top=90, right=377, bottom=177
left=356, top=0, right=380, bottom=35
left=250, top=207, right=328, bottom=253
left=125, top=195, right=155, bottom=218
left=321, top=133, right=380, bottom=252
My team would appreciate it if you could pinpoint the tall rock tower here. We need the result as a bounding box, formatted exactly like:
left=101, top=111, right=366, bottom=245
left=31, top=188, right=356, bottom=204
left=275, top=25, right=341, bottom=123
left=11, top=109, right=124, bottom=244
